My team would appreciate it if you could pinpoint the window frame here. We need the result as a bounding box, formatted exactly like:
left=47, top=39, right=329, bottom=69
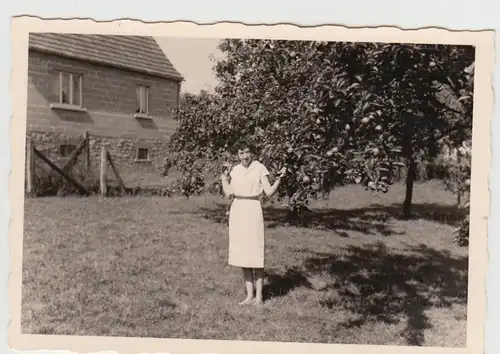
left=57, top=71, right=83, bottom=107
left=135, top=147, right=150, bottom=162
left=136, top=85, right=150, bottom=116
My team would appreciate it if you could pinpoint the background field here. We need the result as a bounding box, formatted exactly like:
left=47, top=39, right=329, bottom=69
left=21, top=181, right=468, bottom=347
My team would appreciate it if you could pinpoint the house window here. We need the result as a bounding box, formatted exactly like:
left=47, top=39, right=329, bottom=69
left=57, top=72, right=83, bottom=106
left=136, top=147, right=150, bottom=161
left=136, top=85, right=149, bottom=114
left=59, top=144, right=76, bottom=157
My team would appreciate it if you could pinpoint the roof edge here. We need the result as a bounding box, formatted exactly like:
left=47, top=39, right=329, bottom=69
left=29, top=45, right=184, bottom=82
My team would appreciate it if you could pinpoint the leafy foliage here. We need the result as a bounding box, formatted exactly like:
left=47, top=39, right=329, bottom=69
left=454, top=211, right=470, bottom=246
left=438, top=142, right=472, bottom=205
left=164, top=39, right=475, bottom=217
left=436, top=140, right=472, bottom=246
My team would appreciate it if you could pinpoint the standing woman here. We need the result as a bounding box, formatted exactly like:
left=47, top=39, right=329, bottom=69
left=220, top=140, right=286, bottom=305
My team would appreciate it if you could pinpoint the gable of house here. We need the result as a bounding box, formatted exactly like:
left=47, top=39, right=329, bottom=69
left=29, top=33, right=184, bottom=82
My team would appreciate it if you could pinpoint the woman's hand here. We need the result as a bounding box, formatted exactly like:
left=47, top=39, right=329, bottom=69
left=221, top=162, right=232, bottom=180
left=262, top=166, right=287, bottom=197
left=220, top=163, right=233, bottom=197
left=277, top=167, right=287, bottom=179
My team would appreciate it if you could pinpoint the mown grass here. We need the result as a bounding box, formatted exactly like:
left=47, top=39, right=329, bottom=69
left=21, top=181, right=468, bottom=347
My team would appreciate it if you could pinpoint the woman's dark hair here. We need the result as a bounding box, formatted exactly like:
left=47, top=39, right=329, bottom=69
left=230, top=137, right=258, bottom=154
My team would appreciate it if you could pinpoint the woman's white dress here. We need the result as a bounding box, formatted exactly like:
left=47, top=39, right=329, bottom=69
left=228, top=160, right=269, bottom=268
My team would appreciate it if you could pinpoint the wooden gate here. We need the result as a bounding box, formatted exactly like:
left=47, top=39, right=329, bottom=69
left=26, top=131, right=127, bottom=197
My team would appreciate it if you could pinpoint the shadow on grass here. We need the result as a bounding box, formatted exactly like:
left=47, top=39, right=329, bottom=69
left=366, top=203, right=466, bottom=225
left=197, top=202, right=464, bottom=236
left=299, top=242, right=468, bottom=346
left=263, top=268, right=312, bottom=301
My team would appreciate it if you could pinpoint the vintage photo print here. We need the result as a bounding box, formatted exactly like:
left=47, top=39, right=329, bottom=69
left=8, top=17, right=493, bottom=354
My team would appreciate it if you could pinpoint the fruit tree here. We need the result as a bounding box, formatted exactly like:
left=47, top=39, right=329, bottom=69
left=164, top=39, right=475, bottom=218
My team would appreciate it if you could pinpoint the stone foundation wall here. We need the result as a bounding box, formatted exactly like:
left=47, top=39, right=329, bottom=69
left=27, top=131, right=171, bottom=187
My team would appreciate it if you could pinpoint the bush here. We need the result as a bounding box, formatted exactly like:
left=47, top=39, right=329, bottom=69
left=438, top=142, right=471, bottom=207
left=436, top=141, right=472, bottom=246
left=453, top=209, right=470, bottom=246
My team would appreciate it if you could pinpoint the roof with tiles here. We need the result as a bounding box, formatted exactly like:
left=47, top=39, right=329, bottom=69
left=29, top=33, right=184, bottom=82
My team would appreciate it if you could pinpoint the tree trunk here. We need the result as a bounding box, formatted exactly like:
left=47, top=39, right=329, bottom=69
left=403, top=158, right=416, bottom=218
left=402, top=117, right=415, bottom=219
left=286, top=207, right=299, bottom=224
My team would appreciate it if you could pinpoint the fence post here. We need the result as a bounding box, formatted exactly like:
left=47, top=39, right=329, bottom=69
left=100, top=145, right=107, bottom=196
left=106, top=151, right=127, bottom=194
left=26, top=138, right=35, bottom=196
left=84, top=130, right=90, bottom=172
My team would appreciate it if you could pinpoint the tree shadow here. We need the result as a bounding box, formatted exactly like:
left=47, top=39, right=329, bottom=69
left=262, top=267, right=312, bottom=301
left=366, top=203, right=466, bottom=225
left=300, top=242, right=468, bottom=346
left=197, top=201, right=463, bottom=236
left=198, top=204, right=398, bottom=236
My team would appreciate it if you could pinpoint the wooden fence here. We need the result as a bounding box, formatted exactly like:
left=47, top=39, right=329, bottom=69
left=26, top=131, right=127, bottom=197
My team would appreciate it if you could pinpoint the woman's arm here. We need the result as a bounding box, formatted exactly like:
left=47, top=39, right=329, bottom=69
left=220, top=174, right=233, bottom=198
left=261, top=175, right=281, bottom=197
left=220, top=163, right=233, bottom=198
left=261, top=167, right=287, bottom=197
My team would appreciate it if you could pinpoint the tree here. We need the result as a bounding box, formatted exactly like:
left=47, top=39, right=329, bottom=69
left=341, top=44, right=474, bottom=217
left=431, top=62, right=474, bottom=246
left=163, top=91, right=222, bottom=197
left=165, top=39, right=475, bottom=218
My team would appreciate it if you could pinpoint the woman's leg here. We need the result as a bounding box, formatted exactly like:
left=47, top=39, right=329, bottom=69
left=239, top=267, right=254, bottom=305
left=254, top=268, right=264, bottom=305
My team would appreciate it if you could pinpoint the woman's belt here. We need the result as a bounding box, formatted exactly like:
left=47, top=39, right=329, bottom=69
left=233, top=195, right=260, bottom=200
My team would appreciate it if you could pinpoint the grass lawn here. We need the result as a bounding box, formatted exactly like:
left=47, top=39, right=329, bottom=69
left=21, top=181, right=468, bottom=347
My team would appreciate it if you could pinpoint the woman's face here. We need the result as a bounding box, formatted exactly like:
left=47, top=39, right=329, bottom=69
left=238, top=148, right=253, bottom=167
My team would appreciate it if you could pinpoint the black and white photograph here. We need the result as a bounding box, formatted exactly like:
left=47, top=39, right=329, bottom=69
left=8, top=18, right=492, bottom=354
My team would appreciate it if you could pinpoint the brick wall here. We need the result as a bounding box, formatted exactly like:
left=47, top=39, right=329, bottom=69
left=26, top=49, right=181, bottom=186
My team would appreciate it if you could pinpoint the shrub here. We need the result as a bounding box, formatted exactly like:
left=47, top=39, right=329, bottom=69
left=437, top=140, right=472, bottom=246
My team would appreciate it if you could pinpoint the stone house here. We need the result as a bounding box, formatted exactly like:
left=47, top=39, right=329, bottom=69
left=26, top=33, right=183, bottom=185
